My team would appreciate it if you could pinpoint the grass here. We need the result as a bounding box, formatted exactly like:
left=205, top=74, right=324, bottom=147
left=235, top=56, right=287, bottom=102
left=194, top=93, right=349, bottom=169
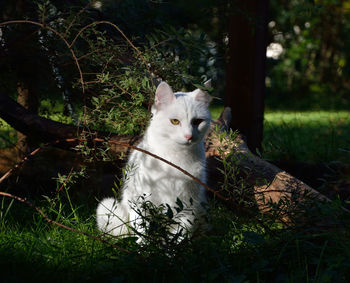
left=209, top=105, right=350, bottom=164
left=1, top=108, right=350, bottom=281
left=1, top=189, right=349, bottom=282
left=263, top=111, right=350, bottom=163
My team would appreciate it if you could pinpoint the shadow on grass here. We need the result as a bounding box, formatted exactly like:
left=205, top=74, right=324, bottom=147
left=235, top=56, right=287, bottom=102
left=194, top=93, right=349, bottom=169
left=1, top=198, right=350, bottom=282
left=263, top=111, right=350, bottom=201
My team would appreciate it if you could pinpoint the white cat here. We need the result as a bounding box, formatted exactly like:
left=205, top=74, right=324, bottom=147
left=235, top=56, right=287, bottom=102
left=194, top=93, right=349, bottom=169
left=96, top=81, right=212, bottom=239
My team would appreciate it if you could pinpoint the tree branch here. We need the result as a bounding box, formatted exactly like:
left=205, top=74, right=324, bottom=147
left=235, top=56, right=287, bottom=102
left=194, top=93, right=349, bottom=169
left=0, top=91, right=80, bottom=141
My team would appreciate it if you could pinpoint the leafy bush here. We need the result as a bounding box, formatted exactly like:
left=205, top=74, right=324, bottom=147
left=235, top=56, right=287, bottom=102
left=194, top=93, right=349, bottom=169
left=266, top=0, right=350, bottom=110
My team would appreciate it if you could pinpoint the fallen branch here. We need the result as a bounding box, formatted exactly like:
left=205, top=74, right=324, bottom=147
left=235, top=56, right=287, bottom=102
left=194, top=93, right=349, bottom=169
left=205, top=108, right=349, bottom=218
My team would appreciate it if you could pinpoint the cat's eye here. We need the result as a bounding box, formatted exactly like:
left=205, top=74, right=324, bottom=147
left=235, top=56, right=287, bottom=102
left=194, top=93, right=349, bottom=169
left=170, top=119, right=180, bottom=125
left=192, top=119, right=204, bottom=126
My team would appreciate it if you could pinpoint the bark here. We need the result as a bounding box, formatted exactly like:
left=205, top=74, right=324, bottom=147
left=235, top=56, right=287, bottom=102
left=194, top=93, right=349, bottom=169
left=4, top=0, right=40, bottom=158
left=205, top=107, right=342, bottom=222
left=16, top=82, right=38, bottom=157
left=225, top=0, right=269, bottom=153
left=0, top=92, right=337, bottom=218
left=0, top=91, right=80, bottom=142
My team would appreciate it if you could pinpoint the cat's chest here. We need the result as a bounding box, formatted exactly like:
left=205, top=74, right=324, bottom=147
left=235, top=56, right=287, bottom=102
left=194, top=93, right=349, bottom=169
left=142, top=149, right=202, bottom=177
left=130, top=141, right=204, bottom=180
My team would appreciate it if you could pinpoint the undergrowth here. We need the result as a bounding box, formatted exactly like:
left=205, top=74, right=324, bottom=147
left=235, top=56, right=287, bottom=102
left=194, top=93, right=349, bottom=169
left=1, top=128, right=350, bottom=282
left=1, top=185, right=349, bottom=282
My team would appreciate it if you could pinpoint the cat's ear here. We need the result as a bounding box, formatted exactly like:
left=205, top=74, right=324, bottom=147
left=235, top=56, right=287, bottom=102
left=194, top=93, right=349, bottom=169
left=192, top=89, right=212, bottom=105
left=155, top=81, right=174, bottom=109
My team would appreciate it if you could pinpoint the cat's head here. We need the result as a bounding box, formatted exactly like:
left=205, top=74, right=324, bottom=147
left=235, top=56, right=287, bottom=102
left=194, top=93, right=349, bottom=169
left=149, top=81, right=212, bottom=146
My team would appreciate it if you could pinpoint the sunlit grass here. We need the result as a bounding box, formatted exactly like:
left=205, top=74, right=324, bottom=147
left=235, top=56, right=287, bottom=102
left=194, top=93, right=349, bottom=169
left=209, top=106, right=350, bottom=163
left=263, top=111, right=350, bottom=163
left=264, top=110, right=350, bottom=126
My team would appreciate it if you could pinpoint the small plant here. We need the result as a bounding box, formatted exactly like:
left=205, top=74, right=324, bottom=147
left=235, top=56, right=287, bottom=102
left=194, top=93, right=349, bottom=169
left=214, top=128, right=255, bottom=207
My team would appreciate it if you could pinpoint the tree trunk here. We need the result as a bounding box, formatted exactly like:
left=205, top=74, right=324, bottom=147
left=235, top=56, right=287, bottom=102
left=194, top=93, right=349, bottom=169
left=16, top=81, right=38, bottom=157
left=225, top=0, right=269, bottom=153
left=3, top=0, right=40, bottom=158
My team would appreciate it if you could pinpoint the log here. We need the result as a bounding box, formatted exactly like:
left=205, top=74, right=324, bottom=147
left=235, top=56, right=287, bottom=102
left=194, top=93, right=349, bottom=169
left=205, top=108, right=339, bottom=221
left=0, top=92, right=337, bottom=218
left=0, top=91, right=139, bottom=151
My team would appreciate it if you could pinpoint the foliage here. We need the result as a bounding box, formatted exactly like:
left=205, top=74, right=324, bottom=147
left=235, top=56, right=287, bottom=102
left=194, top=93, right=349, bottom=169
left=266, top=0, right=350, bottom=110
left=0, top=0, right=217, bottom=139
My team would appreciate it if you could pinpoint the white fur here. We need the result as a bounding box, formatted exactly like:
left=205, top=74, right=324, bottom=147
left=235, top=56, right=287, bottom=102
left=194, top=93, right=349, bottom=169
left=96, top=82, right=211, bottom=238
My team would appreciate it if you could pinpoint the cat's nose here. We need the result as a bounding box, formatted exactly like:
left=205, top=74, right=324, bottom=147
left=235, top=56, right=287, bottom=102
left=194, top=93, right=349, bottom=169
left=184, top=134, right=193, bottom=141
